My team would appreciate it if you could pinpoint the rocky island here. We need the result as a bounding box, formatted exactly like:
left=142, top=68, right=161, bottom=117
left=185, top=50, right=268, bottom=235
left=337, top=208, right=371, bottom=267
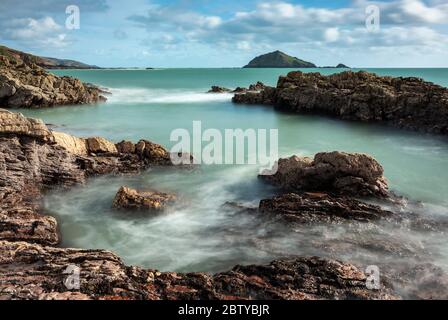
left=244, top=50, right=317, bottom=68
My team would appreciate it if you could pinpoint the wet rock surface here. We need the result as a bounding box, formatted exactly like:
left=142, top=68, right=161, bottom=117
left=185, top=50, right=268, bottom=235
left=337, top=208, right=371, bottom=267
left=259, top=193, right=394, bottom=224
left=113, top=186, right=176, bottom=212
left=0, top=51, right=105, bottom=108
left=0, top=110, right=401, bottom=300
left=0, top=241, right=397, bottom=300
left=261, top=151, right=389, bottom=198
left=232, top=71, right=448, bottom=134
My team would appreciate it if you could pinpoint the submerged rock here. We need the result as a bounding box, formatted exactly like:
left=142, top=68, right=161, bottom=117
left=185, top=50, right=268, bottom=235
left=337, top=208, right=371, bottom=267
left=259, top=192, right=394, bottom=224
left=113, top=186, right=176, bottom=212
left=233, top=71, right=448, bottom=135
left=261, top=151, right=389, bottom=198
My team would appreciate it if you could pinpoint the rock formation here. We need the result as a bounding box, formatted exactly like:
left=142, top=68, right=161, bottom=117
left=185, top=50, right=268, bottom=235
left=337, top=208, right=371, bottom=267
left=0, top=47, right=106, bottom=108
left=0, top=241, right=397, bottom=300
left=113, top=186, right=176, bottom=212
left=233, top=71, right=448, bottom=135
left=207, top=82, right=267, bottom=94
left=208, top=86, right=231, bottom=93
left=261, top=151, right=389, bottom=198
left=0, top=109, right=398, bottom=300
left=259, top=192, right=394, bottom=224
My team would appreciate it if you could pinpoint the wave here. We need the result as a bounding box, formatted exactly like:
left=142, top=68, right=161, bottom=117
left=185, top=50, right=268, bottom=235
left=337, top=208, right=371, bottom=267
left=107, top=87, right=233, bottom=104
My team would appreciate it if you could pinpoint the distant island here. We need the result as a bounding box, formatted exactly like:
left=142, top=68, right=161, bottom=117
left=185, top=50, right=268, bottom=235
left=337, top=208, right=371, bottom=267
left=0, top=45, right=100, bottom=70
left=243, top=50, right=349, bottom=69
left=244, top=50, right=316, bottom=68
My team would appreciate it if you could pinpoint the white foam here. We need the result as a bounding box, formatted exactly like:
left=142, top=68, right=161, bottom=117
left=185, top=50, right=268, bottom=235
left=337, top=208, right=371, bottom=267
left=107, top=87, right=233, bottom=104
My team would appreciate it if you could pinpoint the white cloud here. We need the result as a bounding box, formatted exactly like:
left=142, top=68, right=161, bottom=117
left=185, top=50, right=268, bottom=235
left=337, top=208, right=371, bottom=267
left=2, top=17, right=69, bottom=48
left=324, top=28, right=340, bottom=42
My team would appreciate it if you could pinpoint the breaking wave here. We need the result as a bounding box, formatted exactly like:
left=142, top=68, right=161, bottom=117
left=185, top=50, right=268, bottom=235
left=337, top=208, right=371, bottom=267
left=107, top=87, right=233, bottom=104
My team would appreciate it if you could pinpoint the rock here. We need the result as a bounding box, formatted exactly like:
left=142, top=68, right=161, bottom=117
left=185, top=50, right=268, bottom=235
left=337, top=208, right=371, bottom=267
left=248, top=81, right=266, bottom=91
left=112, top=186, right=176, bottom=212
left=0, top=109, right=52, bottom=141
left=0, top=47, right=106, bottom=108
left=261, top=152, right=389, bottom=198
left=232, top=87, right=247, bottom=93
left=52, top=131, right=88, bottom=156
left=0, top=241, right=398, bottom=300
left=232, top=71, right=448, bottom=135
left=116, top=140, right=136, bottom=154
left=0, top=110, right=177, bottom=245
left=86, top=137, right=118, bottom=154
left=259, top=193, right=394, bottom=224
left=135, top=139, right=171, bottom=165
left=208, top=86, right=231, bottom=93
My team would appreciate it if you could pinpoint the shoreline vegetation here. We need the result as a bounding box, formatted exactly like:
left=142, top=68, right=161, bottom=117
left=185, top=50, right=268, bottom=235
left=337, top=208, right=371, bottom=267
left=1, top=45, right=448, bottom=300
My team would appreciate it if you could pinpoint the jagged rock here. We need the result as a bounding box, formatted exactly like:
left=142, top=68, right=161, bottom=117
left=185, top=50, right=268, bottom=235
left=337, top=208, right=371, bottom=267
left=112, top=186, right=176, bottom=212
left=261, top=151, right=389, bottom=198
left=248, top=81, right=267, bottom=91
left=0, top=241, right=398, bottom=300
left=208, top=86, right=231, bottom=93
left=0, top=111, right=176, bottom=245
left=135, top=139, right=171, bottom=165
left=116, top=140, right=136, bottom=154
left=0, top=48, right=105, bottom=108
left=259, top=193, right=394, bottom=224
left=233, top=71, right=448, bottom=135
left=0, top=109, right=52, bottom=141
left=86, top=137, right=118, bottom=154
left=52, top=131, right=88, bottom=156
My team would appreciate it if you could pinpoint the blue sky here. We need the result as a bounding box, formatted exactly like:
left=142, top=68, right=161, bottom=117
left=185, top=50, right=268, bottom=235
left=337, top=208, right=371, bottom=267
left=0, top=0, right=447, bottom=67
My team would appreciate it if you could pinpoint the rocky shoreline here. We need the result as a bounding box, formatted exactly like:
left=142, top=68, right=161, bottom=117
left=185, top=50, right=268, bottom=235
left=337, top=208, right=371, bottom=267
left=232, top=71, right=448, bottom=135
left=0, top=109, right=404, bottom=300
left=0, top=50, right=105, bottom=108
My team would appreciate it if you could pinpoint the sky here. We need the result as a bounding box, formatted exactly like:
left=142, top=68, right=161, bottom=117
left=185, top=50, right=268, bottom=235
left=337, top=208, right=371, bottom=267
left=0, top=0, right=447, bottom=68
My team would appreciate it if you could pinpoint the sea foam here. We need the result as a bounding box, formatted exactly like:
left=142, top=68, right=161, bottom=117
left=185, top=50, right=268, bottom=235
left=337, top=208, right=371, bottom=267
left=108, top=87, right=233, bottom=104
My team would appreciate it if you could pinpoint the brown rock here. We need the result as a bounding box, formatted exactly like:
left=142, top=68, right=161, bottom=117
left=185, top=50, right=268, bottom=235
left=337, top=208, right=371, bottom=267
left=86, top=137, right=118, bottom=154
left=0, top=49, right=106, bottom=109
left=261, top=151, right=389, bottom=198
left=116, top=140, right=136, bottom=154
left=0, top=241, right=398, bottom=300
left=112, top=186, right=176, bottom=212
left=0, top=109, right=52, bottom=141
left=52, top=131, right=88, bottom=156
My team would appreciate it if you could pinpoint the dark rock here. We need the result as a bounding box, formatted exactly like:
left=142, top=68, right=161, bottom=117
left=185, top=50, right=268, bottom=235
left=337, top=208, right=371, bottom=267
left=208, top=86, right=231, bottom=93
left=232, top=71, right=448, bottom=135
left=0, top=241, right=398, bottom=300
left=259, top=193, right=394, bottom=224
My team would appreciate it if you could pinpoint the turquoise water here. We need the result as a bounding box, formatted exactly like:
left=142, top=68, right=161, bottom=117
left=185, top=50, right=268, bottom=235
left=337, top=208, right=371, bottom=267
left=20, top=69, right=448, bottom=293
